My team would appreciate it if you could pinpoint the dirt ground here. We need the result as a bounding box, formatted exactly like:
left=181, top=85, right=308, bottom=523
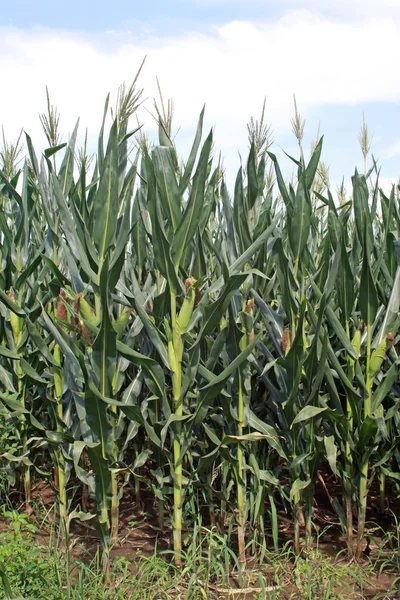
left=3, top=467, right=400, bottom=599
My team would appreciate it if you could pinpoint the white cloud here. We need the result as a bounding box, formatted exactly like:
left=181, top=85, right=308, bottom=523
left=194, top=0, right=400, bottom=20
left=379, top=176, right=399, bottom=193
left=0, top=12, right=398, bottom=185
left=285, top=0, right=400, bottom=19
left=384, top=139, right=400, bottom=160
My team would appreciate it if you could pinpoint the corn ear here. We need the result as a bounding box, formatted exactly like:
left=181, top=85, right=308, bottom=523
left=79, top=296, right=100, bottom=327
left=79, top=320, right=93, bottom=345
left=220, top=315, right=228, bottom=330
left=245, top=298, right=254, bottom=313
left=114, top=306, right=132, bottom=340
left=168, top=340, right=178, bottom=374
left=176, top=337, right=184, bottom=363
left=351, top=328, right=362, bottom=359
left=7, top=291, right=23, bottom=345
left=282, top=327, right=291, bottom=355
left=176, top=286, right=195, bottom=333
left=369, top=333, right=393, bottom=377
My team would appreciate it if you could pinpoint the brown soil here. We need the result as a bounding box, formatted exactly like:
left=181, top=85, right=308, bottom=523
left=2, top=469, right=400, bottom=599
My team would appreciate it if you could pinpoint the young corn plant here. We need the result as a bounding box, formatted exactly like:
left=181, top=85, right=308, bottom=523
left=0, top=75, right=399, bottom=576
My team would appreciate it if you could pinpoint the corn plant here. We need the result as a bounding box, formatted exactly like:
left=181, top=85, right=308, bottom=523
left=0, top=74, right=399, bottom=575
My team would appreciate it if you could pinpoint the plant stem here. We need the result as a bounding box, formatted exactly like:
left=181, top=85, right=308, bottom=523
left=54, top=344, right=68, bottom=541
left=305, top=486, right=313, bottom=550
left=294, top=497, right=301, bottom=555
left=357, top=324, right=372, bottom=558
left=17, top=362, right=31, bottom=506
left=111, top=474, right=119, bottom=543
left=379, top=470, right=386, bottom=515
left=345, top=321, right=354, bottom=556
left=237, top=373, right=246, bottom=569
left=171, top=291, right=183, bottom=567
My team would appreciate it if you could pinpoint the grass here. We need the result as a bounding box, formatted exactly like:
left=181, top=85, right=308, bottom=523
left=1, top=510, right=400, bottom=600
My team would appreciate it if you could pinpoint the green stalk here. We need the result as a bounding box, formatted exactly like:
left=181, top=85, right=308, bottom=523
left=54, top=345, right=67, bottom=541
left=345, top=321, right=355, bottom=556
left=158, top=497, right=165, bottom=532
left=17, top=363, right=31, bottom=505
left=134, top=444, right=141, bottom=506
left=154, top=398, right=164, bottom=530
left=101, top=531, right=111, bottom=583
left=110, top=396, right=119, bottom=543
left=305, top=485, right=314, bottom=550
left=207, top=472, right=216, bottom=528
left=357, top=324, right=372, bottom=558
left=293, top=493, right=301, bottom=555
left=153, top=388, right=164, bottom=530
left=10, top=297, right=31, bottom=506
left=236, top=296, right=255, bottom=569
left=111, top=469, right=119, bottom=543
left=220, top=460, right=229, bottom=533
left=293, top=273, right=306, bottom=555
left=237, top=371, right=246, bottom=569
left=169, top=280, right=196, bottom=565
left=170, top=290, right=183, bottom=567
left=379, top=471, right=386, bottom=515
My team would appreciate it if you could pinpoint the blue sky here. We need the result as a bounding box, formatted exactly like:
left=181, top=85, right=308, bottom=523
left=0, top=0, right=399, bottom=193
left=0, top=1, right=285, bottom=32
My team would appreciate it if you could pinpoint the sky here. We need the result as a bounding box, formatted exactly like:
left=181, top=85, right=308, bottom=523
left=0, top=0, right=399, bottom=194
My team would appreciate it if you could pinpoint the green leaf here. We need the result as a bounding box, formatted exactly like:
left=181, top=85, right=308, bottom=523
left=45, top=142, right=67, bottom=158
left=0, top=563, right=14, bottom=599
left=288, top=175, right=311, bottom=269
left=233, top=167, right=252, bottom=254
left=171, top=130, right=213, bottom=266
left=92, top=119, right=119, bottom=263
left=20, top=358, right=47, bottom=384
left=152, top=146, right=181, bottom=231
left=117, top=340, right=166, bottom=400
left=144, top=153, right=183, bottom=295
left=290, top=478, right=312, bottom=499
left=359, top=221, right=379, bottom=326
left=58, top=120, right=79, bottom=196
left=374, top=266, right=400, bottom=345
left=121, top=274, right=171, bottom=370
left=267, top=151, right=292, bottom=208
left=50, top=172, right=97, bottom=281
left=291, top=406, right=328, bottom=428
left=246, top=410, right=287, bottom=460
left=0, top=289, right=25, bottom=316
left=15, top=250, right=43, bottom=290
left=79, top=362, right=113, bottom=459
left=25, top=317, right=59, bottom=366
left=247, top=143, right=258, bottom=209
left=0, top=345, right=20, bottom=360
left=25, top=132, right=39, bottom=176
left=352, top=170, right=372, bottom=247
left=310, top=279, right=357, bottom=359
left=305, top=136, right=323, bottom=190
left=85, top=443, right=112, bottom=547
left=324, top=435, right=339, bottom=476
left=357, top=416, right=378, bottom=450
left=92, top=257, right=117, bottom=400
left=196, top=273, right=248, bottom=338
left=336, top=235, right=354, bottom=323
left=97, top=94, right=110, bottom=171
left=179, top=106, right=205, bottom=194
left=193, top=333, right=261, bottom=424
left=372, top=359, right=400, bottom=412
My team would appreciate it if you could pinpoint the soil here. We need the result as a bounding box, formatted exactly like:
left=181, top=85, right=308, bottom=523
left=2, top=467, right=400, bottom=599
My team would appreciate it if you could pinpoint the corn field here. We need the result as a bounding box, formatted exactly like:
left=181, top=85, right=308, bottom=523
left=0, top=73, right=399, bottom=575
